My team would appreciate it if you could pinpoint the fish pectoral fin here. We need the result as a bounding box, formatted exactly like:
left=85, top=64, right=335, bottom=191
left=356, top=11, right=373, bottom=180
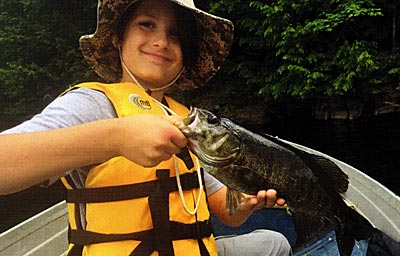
left=226, top=187, right=244, bottom=215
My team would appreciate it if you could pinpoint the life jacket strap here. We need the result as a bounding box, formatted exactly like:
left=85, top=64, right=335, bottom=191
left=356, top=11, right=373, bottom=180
left=66, top=169, right=212, bottom=255
left=148, top=170, right=174, bottom=255
left=67, top=221, right=213, bottom=249
left=66, top=171, right=202, bottom=203
left=68, top=228, right=153, bottom=245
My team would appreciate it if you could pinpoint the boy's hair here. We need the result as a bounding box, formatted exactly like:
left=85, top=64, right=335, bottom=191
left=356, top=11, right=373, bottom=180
left=117, top=0, right=199, bottom=68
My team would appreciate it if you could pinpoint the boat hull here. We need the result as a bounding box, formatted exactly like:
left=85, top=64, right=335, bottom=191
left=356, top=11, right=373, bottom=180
left=0, top=140, right=398, bottom=255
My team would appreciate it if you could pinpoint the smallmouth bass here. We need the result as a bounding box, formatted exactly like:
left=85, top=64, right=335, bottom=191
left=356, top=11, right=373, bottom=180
left=179, top=107, right=374, bottom=256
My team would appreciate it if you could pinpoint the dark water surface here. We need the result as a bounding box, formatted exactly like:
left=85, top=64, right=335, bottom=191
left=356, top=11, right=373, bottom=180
left=259, top=111, right=400, bottom=197
left=0, top=112, right=399, bottom=233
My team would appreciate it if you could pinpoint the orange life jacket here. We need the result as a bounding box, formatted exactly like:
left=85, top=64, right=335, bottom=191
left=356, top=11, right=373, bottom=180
left=61, top=82, right=217, bottom=256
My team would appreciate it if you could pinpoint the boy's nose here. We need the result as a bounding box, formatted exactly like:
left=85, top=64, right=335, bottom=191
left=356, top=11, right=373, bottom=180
left=153, top=31, right=169, bottom=49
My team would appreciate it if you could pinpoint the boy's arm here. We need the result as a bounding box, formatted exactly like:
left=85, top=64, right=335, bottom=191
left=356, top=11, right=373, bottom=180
left=0, top=115, right=187, bottom=195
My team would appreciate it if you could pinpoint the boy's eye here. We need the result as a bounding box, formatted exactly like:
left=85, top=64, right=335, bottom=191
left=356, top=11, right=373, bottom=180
left=139, top=21, right=154, bottom=29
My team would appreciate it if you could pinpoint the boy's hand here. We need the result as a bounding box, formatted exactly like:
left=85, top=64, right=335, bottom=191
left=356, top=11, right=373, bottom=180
left=116, top=114, right=187, bottom=167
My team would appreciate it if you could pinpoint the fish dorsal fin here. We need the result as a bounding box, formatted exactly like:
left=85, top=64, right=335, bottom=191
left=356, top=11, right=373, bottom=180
left=308, top=154, right=349, bottom=193
left=294, top=149, right=349, bottom=195
left=226, top=187, right=245, bottom=215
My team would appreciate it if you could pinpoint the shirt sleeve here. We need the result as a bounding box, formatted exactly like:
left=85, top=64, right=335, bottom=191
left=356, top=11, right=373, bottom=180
left=204, top=171, right=224, bottom=195
left=1, top=88, right=117, bottom=186
left=1, top=87, right=117, bottom=134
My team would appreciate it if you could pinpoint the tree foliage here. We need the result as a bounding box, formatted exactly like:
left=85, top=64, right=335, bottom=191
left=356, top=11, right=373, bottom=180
left=208, top=0, right=400, bottom=102
left=1, top=0, right=399, bottom=115
left=0, top=0, right=97, bottom=114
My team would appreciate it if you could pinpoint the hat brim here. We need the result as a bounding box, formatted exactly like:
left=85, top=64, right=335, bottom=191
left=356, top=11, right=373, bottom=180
left=79, top=0, right=234, bottom=91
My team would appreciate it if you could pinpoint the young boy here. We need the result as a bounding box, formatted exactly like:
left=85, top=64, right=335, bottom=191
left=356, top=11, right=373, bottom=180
left=0, top=0, right=290, bottom=255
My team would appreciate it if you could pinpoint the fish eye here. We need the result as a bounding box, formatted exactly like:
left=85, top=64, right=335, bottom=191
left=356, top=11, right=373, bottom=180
left=207, top=113, right=220, bottom=124
left=199, top=109, right=220, bottom=124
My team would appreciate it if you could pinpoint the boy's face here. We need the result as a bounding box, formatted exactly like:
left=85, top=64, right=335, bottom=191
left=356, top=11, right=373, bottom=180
left=120, top=0, right=184, bottom=89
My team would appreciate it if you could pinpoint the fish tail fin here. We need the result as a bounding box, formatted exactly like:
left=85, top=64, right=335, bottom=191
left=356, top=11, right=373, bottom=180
left=336, top=206, right=374, bottom=256
left=347, top=207, right=374, bottom=241
left=335, top=220, right=356, bottom=256
left=226, top=187, right=245, bottom=215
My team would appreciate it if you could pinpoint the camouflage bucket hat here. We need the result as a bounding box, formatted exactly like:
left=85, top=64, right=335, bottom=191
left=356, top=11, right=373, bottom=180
left=79, top=0, right=234, bottom=91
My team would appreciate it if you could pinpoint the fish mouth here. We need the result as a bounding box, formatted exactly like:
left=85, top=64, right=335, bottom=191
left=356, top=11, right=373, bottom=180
left=187, top=135, right=239, bottom=167
left=182, top=107, right=241, bottom=167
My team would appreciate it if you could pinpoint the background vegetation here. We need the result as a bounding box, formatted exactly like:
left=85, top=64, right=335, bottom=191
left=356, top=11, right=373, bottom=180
left=0, top=0, right=97, bottom=115
left=1, top=0, right=399, bottom=117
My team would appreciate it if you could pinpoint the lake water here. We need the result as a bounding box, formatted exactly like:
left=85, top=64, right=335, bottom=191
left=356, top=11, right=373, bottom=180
left=260, top=111, right=400, bottom=196
left=0, top=112, right=399, bottom=233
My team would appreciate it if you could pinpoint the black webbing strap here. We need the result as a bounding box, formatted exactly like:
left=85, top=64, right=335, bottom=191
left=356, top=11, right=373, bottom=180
left=198, top=240, right=211, bottom=256
left=176, top=148, right=194, bottom=169
left=67, top=244, right=84, bottom=256
left=145, top=169, right=174, bottom=256
left=69, top=228, right=152, bottom=245
left=66, top=171, right=201, bottom=203
left=68, top=221, right=213, bottom=245
left=67, top=169, right=212, bottom=255
left=127, top=220, right=213, bottom=256
left=129, top=238, right=154, bottom=256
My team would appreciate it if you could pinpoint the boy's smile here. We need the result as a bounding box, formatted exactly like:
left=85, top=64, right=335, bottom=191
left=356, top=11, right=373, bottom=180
left=142, top=49, right=173, bottom=63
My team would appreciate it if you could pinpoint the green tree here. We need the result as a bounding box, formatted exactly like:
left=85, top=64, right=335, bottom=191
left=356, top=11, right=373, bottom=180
left=207, top=0, right=400, bottom=103
left=1, top=0, right=399, bottom=116
left=0, top=0, right=97, bottom=115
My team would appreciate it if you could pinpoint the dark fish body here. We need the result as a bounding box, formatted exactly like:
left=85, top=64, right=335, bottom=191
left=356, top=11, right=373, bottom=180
left=182, top=108, right=374, bottom=256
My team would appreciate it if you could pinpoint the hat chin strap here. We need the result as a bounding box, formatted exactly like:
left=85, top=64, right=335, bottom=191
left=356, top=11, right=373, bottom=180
left=119, top=55, right=184, bottom=94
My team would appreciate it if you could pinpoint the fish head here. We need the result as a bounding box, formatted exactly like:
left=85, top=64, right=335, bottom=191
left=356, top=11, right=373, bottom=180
left=181, top=107, right=241, bottom=167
